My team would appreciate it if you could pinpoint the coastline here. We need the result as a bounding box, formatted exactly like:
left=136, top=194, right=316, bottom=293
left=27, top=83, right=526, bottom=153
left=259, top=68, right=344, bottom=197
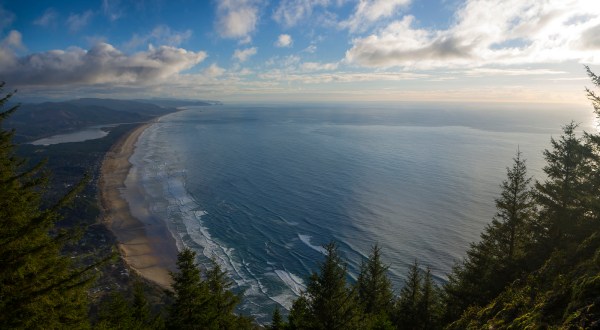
left=99, top=120, right=178, bottom=288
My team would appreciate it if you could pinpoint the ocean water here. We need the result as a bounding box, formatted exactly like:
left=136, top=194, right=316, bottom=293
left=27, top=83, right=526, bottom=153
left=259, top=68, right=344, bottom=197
left=125, top=103, right=593, bottom=321
left=30, top=124, right=118, bottom=145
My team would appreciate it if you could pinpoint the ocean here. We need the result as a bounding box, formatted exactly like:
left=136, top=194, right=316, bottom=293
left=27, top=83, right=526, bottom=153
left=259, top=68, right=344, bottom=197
left=124, top=102, right=593, bottom=321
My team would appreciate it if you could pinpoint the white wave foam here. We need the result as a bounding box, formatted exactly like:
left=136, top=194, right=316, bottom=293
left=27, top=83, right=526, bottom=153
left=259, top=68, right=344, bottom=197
left=298, top=234, right=326, bottom=255
left=274, top=269, right=305, bottom=296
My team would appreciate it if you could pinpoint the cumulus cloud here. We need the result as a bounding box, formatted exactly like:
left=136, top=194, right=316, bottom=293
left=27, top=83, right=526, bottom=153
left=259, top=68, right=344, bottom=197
left=275, top=34, right=293, bottom=47
left=215, top=0, right=260, bottom=40
left=66, top=10, right=93, bottom=32
left=345, top=0, right=600, bottom=69
left=340, top=0, right=411, bottom=32
left=233, top=47, right=257, bottom=62
left=1, top=30, right=24, bottom=49
left=203, top=63, right=226, bottom=77
left=125, top=25, right=192, bottom=49
left=273, top=0, right=329, bottom=27
left=34, top=8, right=59, bottom=27
left=0, top=43, right=207, bottom=86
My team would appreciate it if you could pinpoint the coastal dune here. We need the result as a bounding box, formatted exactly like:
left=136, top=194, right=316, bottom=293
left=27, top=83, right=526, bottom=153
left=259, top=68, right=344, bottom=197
left=100, top=123, right=178, bottom=288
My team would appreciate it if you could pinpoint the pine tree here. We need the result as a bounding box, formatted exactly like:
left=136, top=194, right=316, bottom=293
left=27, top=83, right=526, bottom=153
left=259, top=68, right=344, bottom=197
left=535, top=122, right=591, bottom=245
left=492, top=150, right=534, bottom=264
left=167, top=248, right=211, bottom=329
left=289, top=242, right=361, bottom=329
left=96, top=291, right=137, bottom=329
left=442, top=151, right=537, bottom=322
left=270, top=306, right=285, bottom=330
left=205, top=258, right=241, bottom=329
left=0, top=83, right=94, bottom=328
left=132, top=282, right=151, bottom=325
left=356, top=244, right=394, bottom=324
left=309, top=242, right=362, bottom=330
left=393, top=260, right=422, bottom=328
left=417, top=268, right=441, bottom=330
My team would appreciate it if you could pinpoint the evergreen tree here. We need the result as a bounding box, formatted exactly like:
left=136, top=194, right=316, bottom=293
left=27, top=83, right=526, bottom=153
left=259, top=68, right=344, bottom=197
left=442, top=151, right=536, bottom=322
left=492, top=150, right=534, bottom=264
left=167, top=249, right=211, bottom=329
left=0, top=83, right=94, bottom=328
left=355, top=244, right=394, bottom=325
left=288, top=293, right=310, bottom=330
left=205, top=258, right=241, bottom=329
left=582, top=66, right=600, bottom=229
left=535, top=122, right=591, bottom=245
left=96, top=291, right=138, bottom=330
left=132, top=282, right=151, bottom=325
left=417, top=268, right=441, bottom=330
left=270, top=306, right=285, bottom=330
left=289, top=242, right=361, bottom=329
left=393, top=260, right=422, bottom=328
left=308, top=242, right=361, bottom=330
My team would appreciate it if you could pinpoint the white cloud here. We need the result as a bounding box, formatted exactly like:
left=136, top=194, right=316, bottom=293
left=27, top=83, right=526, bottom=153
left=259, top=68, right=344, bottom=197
left=303, top=44, right=317, bottom=53
left=340, top=0, right=410, bottom=32
left=345, top=0, right=600, bottom=69
left=1, top=30, right=24, bottom=49
left=102, top=0, right=124, bottom=21
left=215, top=0, right=260, bottom=40
left=203, top=63, right=226, bottom=77
left=301, top=61, right=338, bottom=71
left=125, top=25, right=192, bottom=50
left=34, top=8, right=58, bottom=27
left=0, top=43, right=207, bottom=86
left=275, top=34, right=293, bottom=47
left=273, top=0, right=329, bottom=27
left=66, top=10, right=93, bottom=33
left=233, top=47, right=257, bottom=62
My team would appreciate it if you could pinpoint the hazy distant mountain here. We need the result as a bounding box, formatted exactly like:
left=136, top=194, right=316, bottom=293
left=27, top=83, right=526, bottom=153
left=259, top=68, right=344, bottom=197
left=5, top=98, right=181, bottom=142
left=133, top=98, right=223, bottom=108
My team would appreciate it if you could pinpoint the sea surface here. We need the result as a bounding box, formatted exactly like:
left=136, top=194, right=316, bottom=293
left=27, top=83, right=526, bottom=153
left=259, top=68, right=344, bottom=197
left=124, top=102, right=593, bottom=321
left=30, top=124, right=118, bottom=145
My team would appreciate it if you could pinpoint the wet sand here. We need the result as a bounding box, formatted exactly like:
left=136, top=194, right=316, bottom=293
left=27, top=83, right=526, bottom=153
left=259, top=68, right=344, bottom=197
left=99, top=122, right=178, bottom=288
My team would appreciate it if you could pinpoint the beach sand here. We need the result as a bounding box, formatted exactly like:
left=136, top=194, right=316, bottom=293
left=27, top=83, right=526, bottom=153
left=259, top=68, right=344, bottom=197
left=99, top=122, right=178, bottom=288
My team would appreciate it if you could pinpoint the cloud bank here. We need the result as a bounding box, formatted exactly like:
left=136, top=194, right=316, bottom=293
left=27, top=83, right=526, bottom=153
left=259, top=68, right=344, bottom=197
left=0, top=42, right=207, bottom=86
left=345, top=0, right=600, bottom=69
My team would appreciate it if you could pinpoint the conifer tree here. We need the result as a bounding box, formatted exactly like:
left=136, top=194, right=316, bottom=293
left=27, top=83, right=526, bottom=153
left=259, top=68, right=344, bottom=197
left=132, top=282, right=151, bottom=325
left=355, top=244, right=394, bottom=325
left=205, top=258, right=241, bottom=329
left=270, top=306, right=285, bottom=330
left=0, top=83, right=94, bottom=328
left=288, top=294, right=310, bottom=330
left=393, top=260, right=422, bottom=328
left=167, top=248, right=211, bottom=329
left=535, top=122, right=590, bottom=245
left=442, top=151, right=536, bottom=322
left=289, top=242, right=362, bottom=329
left=492, top=150, right=534, bottom=264
left=417, top=268, right=441, bottom=330
left=96, top=291, right=138, bottom=330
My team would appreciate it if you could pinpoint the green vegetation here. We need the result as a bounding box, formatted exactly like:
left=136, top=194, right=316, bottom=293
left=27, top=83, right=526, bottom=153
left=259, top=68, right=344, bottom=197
left=0, top=82, right=97, bottom=328
left=1, top=67, right=600, bottom=328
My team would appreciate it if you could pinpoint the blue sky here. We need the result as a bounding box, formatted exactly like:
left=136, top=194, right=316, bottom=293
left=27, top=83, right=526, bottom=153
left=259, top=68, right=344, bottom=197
left=0, top=0, right=599, bottom=103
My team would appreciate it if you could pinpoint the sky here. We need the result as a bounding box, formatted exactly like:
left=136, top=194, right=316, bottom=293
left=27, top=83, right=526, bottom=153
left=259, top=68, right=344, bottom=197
left=0, top=0, right=599, bottom=104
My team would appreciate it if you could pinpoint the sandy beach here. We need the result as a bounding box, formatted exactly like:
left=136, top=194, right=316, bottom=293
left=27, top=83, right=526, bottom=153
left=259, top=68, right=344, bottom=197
left=99, top=122, right=178, bottom=288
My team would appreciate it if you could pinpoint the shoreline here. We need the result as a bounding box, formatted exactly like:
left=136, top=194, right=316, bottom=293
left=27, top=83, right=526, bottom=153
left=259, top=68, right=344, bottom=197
left=99, top=120, right=178, bottom=288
